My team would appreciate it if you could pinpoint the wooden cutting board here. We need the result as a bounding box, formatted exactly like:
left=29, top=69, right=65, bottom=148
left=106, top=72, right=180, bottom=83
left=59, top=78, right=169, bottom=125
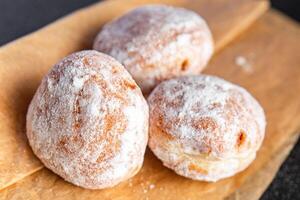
left=0, top=0, right=269, bottom=191
left=1, top=0, right=300, bottom=199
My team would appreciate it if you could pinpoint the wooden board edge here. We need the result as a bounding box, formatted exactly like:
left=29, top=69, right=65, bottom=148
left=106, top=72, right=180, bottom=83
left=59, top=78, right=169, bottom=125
left=215, top=0, right=269, bottom=52
left=225, top=131, right=300, bottom=200
left=0, top=0, right=270, bottom=192
left=0, top=166, right=44, bottom=193
left=224, top=9, right=300, bottom=200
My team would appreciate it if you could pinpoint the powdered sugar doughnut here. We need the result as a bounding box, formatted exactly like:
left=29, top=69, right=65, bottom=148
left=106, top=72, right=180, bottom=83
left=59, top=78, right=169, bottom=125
left=93, top=5, right=214, bottom=94
left=148, top=75, right=266, bottom=181
left=26, top=50, right=149, bottom=189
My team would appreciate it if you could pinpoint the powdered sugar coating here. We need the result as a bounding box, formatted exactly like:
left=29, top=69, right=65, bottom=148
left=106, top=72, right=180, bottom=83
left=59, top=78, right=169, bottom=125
left=93, top=5, right=214, bottom=94
left=148, top=75, right=266, bottom=181
left=26, top=50, right=149, bottom=189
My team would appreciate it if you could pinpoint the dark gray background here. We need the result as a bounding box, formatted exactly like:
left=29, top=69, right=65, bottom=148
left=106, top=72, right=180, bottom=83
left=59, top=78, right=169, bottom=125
left=0, top=0, right=299, bottom=199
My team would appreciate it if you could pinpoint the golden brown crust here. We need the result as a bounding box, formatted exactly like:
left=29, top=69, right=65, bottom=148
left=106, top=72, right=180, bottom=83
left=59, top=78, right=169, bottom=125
left=148, top=75, right=266, bottom=181
left=26, top=50, right=149, bottom=189
left=93, top=5, right=214, bottom=94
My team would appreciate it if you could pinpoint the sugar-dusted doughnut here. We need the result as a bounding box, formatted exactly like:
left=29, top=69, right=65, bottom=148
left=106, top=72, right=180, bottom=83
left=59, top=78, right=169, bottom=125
left=93, top=5, right=214, bottom=94
left=148, top=75, right=266, bottom=181
left=26, top=50, right=149, bottom=189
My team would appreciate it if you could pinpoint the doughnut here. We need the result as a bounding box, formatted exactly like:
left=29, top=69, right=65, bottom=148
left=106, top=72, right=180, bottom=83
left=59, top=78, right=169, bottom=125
left=93, top=5, right=214, bottom=94
left=148, top=75, right=266, bottom=181
left=26, top=50, right=149, bottom=189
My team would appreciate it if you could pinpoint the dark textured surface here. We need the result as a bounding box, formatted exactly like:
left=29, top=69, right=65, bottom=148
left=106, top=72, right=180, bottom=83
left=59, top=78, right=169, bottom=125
left=261, top=140, right=300, bottom=200
left=271, top=0, right=300, bottom=21
left=0, top=0, right=299, bottom=199
left=0, top=0, right=98, bottom=45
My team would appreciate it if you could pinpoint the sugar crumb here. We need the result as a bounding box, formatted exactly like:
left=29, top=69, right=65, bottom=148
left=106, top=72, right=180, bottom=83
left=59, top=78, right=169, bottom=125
left=149, top=184, right=155, bottom=190
left=235, top=56, right=253, bottom=73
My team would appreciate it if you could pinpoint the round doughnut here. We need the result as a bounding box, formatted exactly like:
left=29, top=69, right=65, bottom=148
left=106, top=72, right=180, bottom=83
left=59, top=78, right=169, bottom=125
left=148, top=75, right=266, bottom=181
left=26, top=50, right=149, bottom=189
left=93, top=5, right=214, bottom=94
